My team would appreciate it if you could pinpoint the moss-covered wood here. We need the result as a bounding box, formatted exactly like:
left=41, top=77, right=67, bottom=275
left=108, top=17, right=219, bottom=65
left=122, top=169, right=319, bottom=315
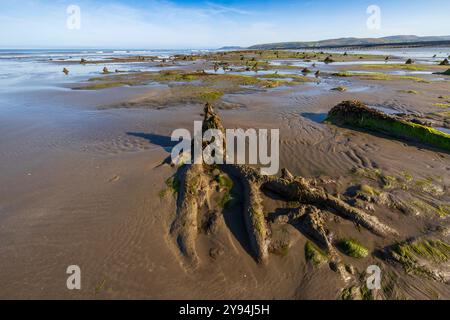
left=327, top=100, right=450, bottom=152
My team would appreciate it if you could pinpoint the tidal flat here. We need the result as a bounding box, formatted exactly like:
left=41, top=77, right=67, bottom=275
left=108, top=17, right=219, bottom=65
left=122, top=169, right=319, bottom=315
left=0, top=48, right=449, bottom=300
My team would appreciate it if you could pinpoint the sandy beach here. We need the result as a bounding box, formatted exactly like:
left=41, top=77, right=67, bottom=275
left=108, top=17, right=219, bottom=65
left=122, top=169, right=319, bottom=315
left=0, top=48, right=449, bottom=299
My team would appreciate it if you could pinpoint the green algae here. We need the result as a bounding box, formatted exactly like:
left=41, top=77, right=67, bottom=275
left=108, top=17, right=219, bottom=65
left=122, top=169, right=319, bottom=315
left=219, top=192, right=234, bottom=209
left=305, top=241, right=328, bottom=266
left=75, top=81, right=135, bottom=90
left=361, top=64, right=428, bottom=71
left=216, top=174, right=233, bottom=191
left=414, top=177, right=443, bottom=195
left=391, top=239, right=450, bottom=276
left=159, top=176, right=180, bottom=199
left=341, top=285, right=373, bottom=300
left=337, top=239, right=369, bottom=258
left=433, top=103, right=450, bottom=108
left=332, top=72, right=430, bottom=83
left=357, top=184, right=381, bottom=197
left=351, top=167, right=400, bottom=190
left=198, top=91, right=224, bottom=102
left=381, top=175, right=397, bottom=189
left=412, top=200, right=449, bottom=218
left=401, top=171, right=413, bottom=181
left=341, top=286, right=356, bottom=300
left=250, top=206, right=266, bottom=242
left=351, top=167, right=382, bottom=181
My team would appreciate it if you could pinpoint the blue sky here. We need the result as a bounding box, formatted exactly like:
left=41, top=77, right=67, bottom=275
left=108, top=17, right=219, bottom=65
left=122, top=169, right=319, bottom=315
left=0, top=0, right=449, bottom=49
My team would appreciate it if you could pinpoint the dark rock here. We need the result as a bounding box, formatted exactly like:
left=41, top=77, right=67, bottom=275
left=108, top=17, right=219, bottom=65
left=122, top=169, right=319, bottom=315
left=301, top=67, right=311, bottom=74
left=324, top=56, right=334, bottom=64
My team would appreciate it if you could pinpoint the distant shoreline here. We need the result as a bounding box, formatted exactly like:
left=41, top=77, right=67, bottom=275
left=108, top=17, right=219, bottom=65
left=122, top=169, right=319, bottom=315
left=247, top=40, right=450, bottom=51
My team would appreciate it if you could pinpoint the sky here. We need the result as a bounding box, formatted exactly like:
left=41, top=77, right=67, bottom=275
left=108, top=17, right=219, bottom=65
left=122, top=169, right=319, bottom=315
left=0, top=0, right=449, bottom=49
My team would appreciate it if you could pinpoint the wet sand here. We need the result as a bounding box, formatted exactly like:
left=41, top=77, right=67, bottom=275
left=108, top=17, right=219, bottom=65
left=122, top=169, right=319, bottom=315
left=0, top=51, right=449, bottom=299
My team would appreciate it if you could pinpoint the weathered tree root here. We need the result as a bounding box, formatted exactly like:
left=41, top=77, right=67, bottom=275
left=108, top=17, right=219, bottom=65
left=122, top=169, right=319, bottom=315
left=298, top=207, right=352, bottom=282
left=169, top=164, right=205, bottom=270
left=383, top=229, right=450, bottom=283
left=227, top=164, right=398, bottom=237
left=169, top=103, right=398, bottom=277
left=224, top=165, right=270, bottom=264
left=262, top=173, right=399, bottom=237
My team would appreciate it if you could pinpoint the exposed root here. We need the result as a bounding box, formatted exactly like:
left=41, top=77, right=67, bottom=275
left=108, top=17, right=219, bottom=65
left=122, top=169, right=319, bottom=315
left=169, top=164, right=205, bottom=270
left=224, top=165, right=270, bottom=264
left=384, top=232, right=450, bottom=283
left=296, top=207, right=352, bottom=282
left=203, top=103, right=226, bottom=135
left=229, top=164, right=398, bottom=237
left=169, top=103, right=398, bottom=278
left=266, top=177, right=397, bottom=236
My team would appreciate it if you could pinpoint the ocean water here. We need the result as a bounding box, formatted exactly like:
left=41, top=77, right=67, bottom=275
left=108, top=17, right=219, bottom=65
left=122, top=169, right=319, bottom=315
left=0, top=48, right=215, bottom=129
left=0, top=49, right=210, bottom=95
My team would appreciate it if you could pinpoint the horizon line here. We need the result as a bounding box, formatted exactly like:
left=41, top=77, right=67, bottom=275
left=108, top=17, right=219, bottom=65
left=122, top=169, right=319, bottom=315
left=2, top=34, right=450, bottom=51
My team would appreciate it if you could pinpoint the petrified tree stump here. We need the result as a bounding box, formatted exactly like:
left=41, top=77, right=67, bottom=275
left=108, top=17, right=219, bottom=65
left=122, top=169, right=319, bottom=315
left=169, top=103, right=398, bottom=282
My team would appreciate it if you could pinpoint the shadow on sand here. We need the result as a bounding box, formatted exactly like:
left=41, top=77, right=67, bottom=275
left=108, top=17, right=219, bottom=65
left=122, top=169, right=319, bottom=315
left=127, top=132, right=178, bottom=152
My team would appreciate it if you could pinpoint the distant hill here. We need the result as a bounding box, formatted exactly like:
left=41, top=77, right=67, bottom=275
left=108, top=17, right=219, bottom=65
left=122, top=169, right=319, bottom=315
left=248, top=35, right=450, bottom=50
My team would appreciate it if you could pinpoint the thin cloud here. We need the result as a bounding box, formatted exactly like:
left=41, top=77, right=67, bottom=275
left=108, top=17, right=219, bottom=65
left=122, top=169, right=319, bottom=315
left=205, top=2, right=256, bottom=16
